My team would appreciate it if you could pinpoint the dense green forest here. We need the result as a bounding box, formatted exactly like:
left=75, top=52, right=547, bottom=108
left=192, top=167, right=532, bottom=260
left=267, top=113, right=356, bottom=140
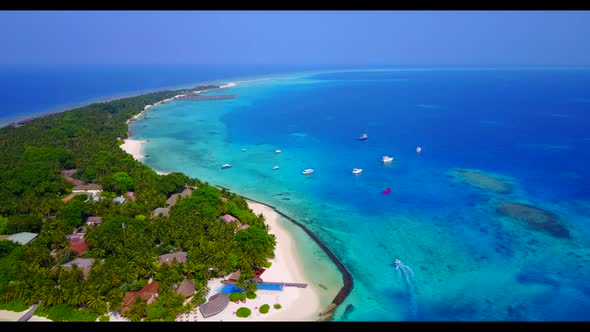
left=0, top=86, right=276, bottom=321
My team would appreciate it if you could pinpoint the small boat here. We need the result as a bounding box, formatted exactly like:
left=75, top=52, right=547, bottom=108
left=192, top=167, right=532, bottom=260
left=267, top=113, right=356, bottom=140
left=272, top=166, right=280, bottom=170
left=352, top=168, right=363, bottom=175
left=302, top=168, right=314, bottom=175
left=381, top=156, right=394, bottom=163
left=275, top=149, right=282, bottom=154
left=395, top=259, right=402, bottom=266
left=416, top=146, right=422, bottom=153
left=358, top=133, right=368, bottom=140
left=221, top=164, right=232, bottom=169
left=382, top=188, right=391, bottom=194
left=241, top=148, right=247, bottom=152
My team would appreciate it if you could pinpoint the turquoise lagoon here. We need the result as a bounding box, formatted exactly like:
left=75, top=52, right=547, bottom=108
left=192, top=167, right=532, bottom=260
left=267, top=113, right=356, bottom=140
left=130, top=68, right=590, bottom=321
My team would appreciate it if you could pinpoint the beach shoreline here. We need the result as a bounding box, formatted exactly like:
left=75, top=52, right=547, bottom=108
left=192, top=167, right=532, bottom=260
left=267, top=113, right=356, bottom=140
left=175, top=200, right=323, bottom=322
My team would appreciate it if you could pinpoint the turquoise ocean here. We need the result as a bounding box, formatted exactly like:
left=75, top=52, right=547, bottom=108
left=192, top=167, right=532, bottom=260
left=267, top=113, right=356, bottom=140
left=129, top=67, right=590, bottom=321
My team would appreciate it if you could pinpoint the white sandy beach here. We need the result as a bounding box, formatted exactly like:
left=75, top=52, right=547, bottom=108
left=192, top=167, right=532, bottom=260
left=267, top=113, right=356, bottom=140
left=0, top=305, right=52, bottom=322
left=174, top=200, right=322, bottom=322
left=119, top=139, right=146, bottom=161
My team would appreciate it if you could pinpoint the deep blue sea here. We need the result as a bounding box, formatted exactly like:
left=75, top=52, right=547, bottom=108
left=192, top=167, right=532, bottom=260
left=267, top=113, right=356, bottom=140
left=2, top=65, right=590, bottom=321
left=0, top=64, right=341, bottom=127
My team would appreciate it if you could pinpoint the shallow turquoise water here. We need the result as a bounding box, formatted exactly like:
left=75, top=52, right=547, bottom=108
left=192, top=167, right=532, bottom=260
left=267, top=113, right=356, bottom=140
left=132, top=68, right=590, bottom=321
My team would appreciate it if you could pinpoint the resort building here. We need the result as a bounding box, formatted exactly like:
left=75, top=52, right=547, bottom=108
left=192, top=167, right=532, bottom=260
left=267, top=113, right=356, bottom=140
left=152, top=207, right=170, bottom=218
left=122, top=281, right=159, bottom=312
left=70, top=235, right=89, bottom=256
left=62, top=258, right=94, bottom=278
left=165, top=187, right=192, bottom=208
left=72, top=183, right=103, bottom=196
left=113, top=196, right=127, bottom=204
left=219, top=214, right=239, bottom=224
left=85, top=216, right=102, bottom=226
left=125, top=191, right=137, bottom=202
left=199, top=293, right=230, bottom=318
left=0, top=232, right=38, bottom=245
left=175, top=279, right=196, bottom=299
left=158, top=252, right=188, bottom=266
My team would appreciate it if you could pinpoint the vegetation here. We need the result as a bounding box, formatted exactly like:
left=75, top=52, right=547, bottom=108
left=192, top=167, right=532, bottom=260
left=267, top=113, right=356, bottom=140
left=259, top=304, right=270, bottom=314
left=0, top=299, right=28, bottom=312
left=236, top=307, right=251, bottom=318
left=229, top=292, right=247, bottom=302
left=274, top=303, right=281, bottom=310
left=246, top=291, right=257, bottom=300
left=0, top=87, right=276, bottom=320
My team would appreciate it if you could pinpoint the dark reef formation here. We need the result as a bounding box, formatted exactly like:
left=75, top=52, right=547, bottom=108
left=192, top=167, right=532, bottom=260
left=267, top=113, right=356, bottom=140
left=450, top=168, right=512, bottom=194
left=495, top=201, right=571, bottom=239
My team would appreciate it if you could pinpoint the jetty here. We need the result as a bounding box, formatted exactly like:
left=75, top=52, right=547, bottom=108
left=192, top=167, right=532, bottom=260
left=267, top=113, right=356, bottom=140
left=214, top=185, right=354, bottom=321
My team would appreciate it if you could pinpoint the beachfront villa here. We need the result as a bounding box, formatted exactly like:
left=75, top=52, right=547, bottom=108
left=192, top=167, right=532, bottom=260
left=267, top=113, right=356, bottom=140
left=158, top=252, right=188, bottom=266
left=122, top=281, right=159, bottom=312
left=69, top=235, right=88, bottom=256
left=199, top=293, right=230, bottom=318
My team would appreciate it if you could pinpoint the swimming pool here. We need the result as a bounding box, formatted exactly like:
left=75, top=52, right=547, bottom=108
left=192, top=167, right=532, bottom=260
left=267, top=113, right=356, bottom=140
left=219, top=283, right=284, bottom=293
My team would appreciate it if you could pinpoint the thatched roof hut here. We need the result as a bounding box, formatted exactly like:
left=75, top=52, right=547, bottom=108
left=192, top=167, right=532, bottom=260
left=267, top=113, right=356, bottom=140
left=199, top=293, right=229, bottom=318
left=176, top=279, right=196, bottom=298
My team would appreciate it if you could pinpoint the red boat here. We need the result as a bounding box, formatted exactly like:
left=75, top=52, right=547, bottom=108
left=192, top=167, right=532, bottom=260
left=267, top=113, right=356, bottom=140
left=382, top=188, right=391, bottom=194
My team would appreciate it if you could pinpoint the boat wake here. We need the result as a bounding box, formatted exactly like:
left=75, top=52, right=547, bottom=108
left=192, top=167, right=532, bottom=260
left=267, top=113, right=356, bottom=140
left=395, top=259, right=418, bottom=318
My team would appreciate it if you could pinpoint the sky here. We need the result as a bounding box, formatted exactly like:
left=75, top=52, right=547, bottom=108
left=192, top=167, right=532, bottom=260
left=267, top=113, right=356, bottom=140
left=0, top=11, right=589, bottom=66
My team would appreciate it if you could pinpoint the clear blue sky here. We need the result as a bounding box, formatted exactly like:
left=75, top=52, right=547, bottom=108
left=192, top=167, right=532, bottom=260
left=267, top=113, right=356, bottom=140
left=1, top=11, right=589, bottom=66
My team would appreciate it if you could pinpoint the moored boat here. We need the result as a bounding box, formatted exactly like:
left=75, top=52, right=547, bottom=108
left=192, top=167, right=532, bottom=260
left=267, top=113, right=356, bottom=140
left=352, top=168, right=363, bottom=175
left=358, top=133, right=368, bottom=140
left=302, top=168, right=314, bottom=175
left=221, top=164, right=232, bottom=169
left=381, top=156, right=394, bottom=163
left=272, top=166, right=280, bottom=170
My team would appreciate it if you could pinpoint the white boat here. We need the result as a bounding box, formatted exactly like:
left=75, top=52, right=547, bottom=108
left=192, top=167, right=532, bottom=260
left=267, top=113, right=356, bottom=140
left=352, top=168, right=363, bottom=175
left=275, top=149, right=281, bottom=154
left=358, top=133, right=368, bottom=140
left=381, top=156, right=394, bottom=163
left=302, top=168, right=314, bottom=175
left=395, top=259, right=402, bottom=266
left=241, top=148, right=247, bottom=152
left=416, top=146, right=422, bottom=153
left=272, top=166, right=280, bottom=170
left=221, top=164, right=232, bottom=169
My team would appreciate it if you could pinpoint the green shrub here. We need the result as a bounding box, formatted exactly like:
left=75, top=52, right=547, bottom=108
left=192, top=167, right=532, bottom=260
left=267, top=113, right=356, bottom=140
left=0, top=300, right=29, bottom=312
left=229, top=292, right=247, bottom=302
left=236, top=307, right=251, bottom=318
left=35, top=304, right=98, bottom=322
left=274, top=303, right=281, bottom=310
left=99, top=315, right=110, bottom=322
left=259, top=304, right=270, bottom=314
left=246, top=292, right=257, bottom=300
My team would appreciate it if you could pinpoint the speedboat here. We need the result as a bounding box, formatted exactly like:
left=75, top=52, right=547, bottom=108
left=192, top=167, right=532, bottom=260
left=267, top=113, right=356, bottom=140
left=221, top=164, right=232, bottom=169
left=302, top=168, right=314, bottom=175
left=241, top=148, right=247, bottom=152
left=352, top=168, right=363, bottom=175
left=382, top=188, right=391, bottom=194
left=381, top=156, right=394, bottom=163
left=416, top=146, right=422, bottom=153
left=395, top=259, right=402, bottom=266
left=275, top=149, right=282, bottom=154
left=272, top=166, right=280, bottom=170
left=358, top=133, right=368, bottom=140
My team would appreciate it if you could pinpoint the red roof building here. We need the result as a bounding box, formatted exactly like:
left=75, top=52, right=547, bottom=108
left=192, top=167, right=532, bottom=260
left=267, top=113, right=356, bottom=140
left=70, top=235, right=89, bottom=256
left=122, top=281, right=160, bottom=311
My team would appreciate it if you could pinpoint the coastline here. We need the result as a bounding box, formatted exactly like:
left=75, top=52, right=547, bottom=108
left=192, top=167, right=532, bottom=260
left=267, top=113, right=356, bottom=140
left=0, top=307, right=52, bottom=322
left=182, top=200, right=323, bottom=321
